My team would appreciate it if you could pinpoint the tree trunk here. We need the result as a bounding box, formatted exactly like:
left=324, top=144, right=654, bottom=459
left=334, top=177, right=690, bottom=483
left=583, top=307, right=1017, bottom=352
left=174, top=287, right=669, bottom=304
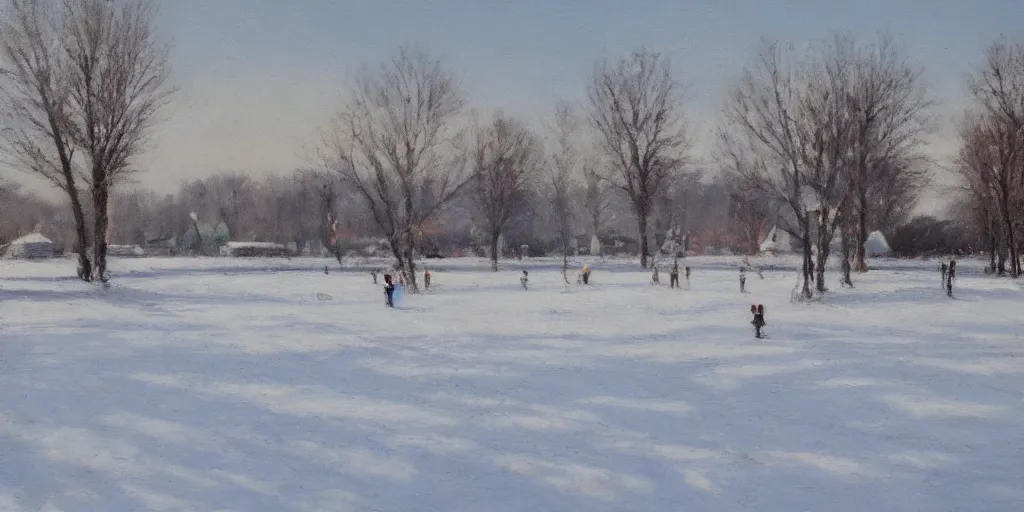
left=637, top=210, right=649, bottom=269
left=403, top=242, right=418, bottom=291
left=1001, top=195, right=1020, bottom=278
left=800, top=215, right=813, bottom=300
left=69, top=189, right=93, bottom=282
left=854, top=191, right=868, bottom=272
left=92, top=187, right=110, bottom=283
left=988, top=220, right=997, bottom=273
left=489, top=231, right=500, bottom=272
left=815, top=207, right=829, bottom=293
left=840, top=224, right=853, bottom=287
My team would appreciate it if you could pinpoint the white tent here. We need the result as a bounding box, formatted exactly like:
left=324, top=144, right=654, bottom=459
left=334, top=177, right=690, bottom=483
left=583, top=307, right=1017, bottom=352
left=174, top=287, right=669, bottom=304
left=590, top=235, right=602, bottom=256
left=760, top=226, right=798, bottom=254
left=3, top=233, right=53, bottom=259
left=864, top=230, right=892, bottom=257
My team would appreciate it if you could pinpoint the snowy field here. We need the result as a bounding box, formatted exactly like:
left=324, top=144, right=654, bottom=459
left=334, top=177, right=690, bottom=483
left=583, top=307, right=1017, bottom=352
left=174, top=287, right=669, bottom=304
left=1, top=255, right=1023, bottom=512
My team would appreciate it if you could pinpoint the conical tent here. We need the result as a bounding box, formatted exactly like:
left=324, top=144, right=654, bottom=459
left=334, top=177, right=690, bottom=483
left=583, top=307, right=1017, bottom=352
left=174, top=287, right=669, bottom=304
left=759, top=226, right=797, bottom=254
left=864, top=231, right=892, bottom=257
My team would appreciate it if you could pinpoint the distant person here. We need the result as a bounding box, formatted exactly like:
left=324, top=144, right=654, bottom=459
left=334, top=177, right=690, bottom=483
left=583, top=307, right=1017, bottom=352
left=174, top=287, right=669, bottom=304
left=582, top=264, right=591, bottom=285
left=751, top=304, right=766, bottom=339
left=651, top=265, right=660, bottom=285
left=947, top=260, right=956, bottom=297
left=670, top=261, right=680, bottom=289
left=739, top=267, right=747, bottom=293
left=383, top=273, right=395, bottom=308
left=371, top=269, right=379, bottom=285
left=520, top=270, right=529, bottom=290
left=684, top=266, right=691, bottom=288
left=424, top=269, right=431, bottom=290
left=940, top=262, right=948, bottom=288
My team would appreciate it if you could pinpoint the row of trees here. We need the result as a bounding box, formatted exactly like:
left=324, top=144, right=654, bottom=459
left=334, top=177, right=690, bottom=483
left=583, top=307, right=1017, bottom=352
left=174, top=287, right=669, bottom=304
left=720, top=35, right=932, bottom=299
left=954, top=38, right=1024, bottom=277
left=1, top=3, right=1018, bottom=293
left=0, top=0, right=171, bottom=282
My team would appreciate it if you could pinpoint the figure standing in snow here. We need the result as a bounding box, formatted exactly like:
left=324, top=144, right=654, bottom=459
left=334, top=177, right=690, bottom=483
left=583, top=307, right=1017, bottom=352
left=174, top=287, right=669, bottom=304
left=520, top=270, right=529, bottom=290
left=940, top=262, right=948, bottom=288
left=739, top=267, right=747, bottom=293
left=946, top=260, right=956, bottom=297
left=424, top=269, right=431, bottom=290
left=751, top=304, right=766, bottom=339
left=670, top=261, right=680, bottom=289
left=383, top=273, right=395, bottom=308
left=371, top=269, right=379, bottom=285
left=684, top=266, right=691, bottom=288
left=582, top=264, right=591, bottom=285
left=651, top=265, right=660, bottom=285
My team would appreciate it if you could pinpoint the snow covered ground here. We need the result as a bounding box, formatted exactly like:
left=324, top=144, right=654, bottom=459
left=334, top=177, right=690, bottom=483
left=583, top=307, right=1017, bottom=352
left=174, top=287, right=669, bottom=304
left=1, top=255, right=1023, bottom=511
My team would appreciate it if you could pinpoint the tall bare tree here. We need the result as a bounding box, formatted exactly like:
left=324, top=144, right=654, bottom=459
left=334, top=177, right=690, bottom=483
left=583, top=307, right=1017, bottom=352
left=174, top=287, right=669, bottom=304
left=472, top=111, right=539, bottom=271
left=720, top=40, right=815, bottom=299
left=962, top=38, right=1024, bottom=277
left=846, top=34, right=933, bottom=272
left=0, top=0, right=171, bottom=282
left=547, top=101, right=579, bottom=279
left=320, top=46, right=468, bottom=290
left=588, top=49, right=688, bottom=269
left=802, top=35, right=857, bottom=292
left=0, top=0, right=91, bottom=279
left=63, top=0, right=172, bottom=282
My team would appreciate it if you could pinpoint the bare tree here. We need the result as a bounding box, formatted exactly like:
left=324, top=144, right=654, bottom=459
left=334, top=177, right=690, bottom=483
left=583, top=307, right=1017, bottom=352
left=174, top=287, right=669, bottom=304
left=802, top=35, right=856, bottom=292
left=726, top=178, right=768, bottom=255
left=62, top=0, right=172, bottom=281
left=472, top=111, right=539, bottom=271
left=320, top=46, right=468, bottom=290
left=963, top=38, right=1024, bottom=277
left=582, top=159, right=610, bottom=255
left=588, top=49, right=688, bottom=268
left=0, top=0, right=92, bottom=279
left=294, top=168, right=342, bottom=262
left=720, top=40, right=815, bottom=299
left=846, top=34, right=933, bottom=272
left=547, top=101, right=579, bottom=279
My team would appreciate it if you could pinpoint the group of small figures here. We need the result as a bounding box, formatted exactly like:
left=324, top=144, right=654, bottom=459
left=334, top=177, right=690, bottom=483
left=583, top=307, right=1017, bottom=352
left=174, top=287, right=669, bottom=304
left=939, top=259, right=956, bottom=297
left=369, top=268, right=433, bottom=308
left=521, top=264, right=592, bottom=290
left=650, top=262, right=691, bottom=288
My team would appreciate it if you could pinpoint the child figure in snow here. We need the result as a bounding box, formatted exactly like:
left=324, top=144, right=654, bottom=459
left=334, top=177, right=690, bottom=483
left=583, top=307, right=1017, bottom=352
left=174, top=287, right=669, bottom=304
left=940, top=262, right=948, bottom=288
left=582, top=264, right=591, bottom=285
left=751, top=304, right=766, bottom=338
left=383, top=273, right=395, bottom=308
left=520, top=270, right=529, bottom=290
left=946, top=260, right=956, bottom=297
left=424, top=268, right=431, bottom=291
left=670, top=261, right=680, bottom=288
left=371, top=269, right=379, bottom=285
left=651, top=265, right=660, bottom=285
left=739, top=267, right=747, bottom=293
left=684, top=266, right=691, bottom=288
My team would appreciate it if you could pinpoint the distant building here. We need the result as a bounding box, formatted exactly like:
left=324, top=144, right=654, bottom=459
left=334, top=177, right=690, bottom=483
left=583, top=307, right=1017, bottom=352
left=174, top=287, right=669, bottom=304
left=3, top=233, right=54, bottom=259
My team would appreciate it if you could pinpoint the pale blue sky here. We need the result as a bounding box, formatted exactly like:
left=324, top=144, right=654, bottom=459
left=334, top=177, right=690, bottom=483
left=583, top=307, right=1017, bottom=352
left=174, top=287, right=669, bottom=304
left=22, top=0, right=1024, bottom=209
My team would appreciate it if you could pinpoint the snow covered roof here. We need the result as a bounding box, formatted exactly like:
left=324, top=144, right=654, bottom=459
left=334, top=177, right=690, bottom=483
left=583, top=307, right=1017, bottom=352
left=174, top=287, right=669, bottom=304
left=10, top=233, right=52, bottom=245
